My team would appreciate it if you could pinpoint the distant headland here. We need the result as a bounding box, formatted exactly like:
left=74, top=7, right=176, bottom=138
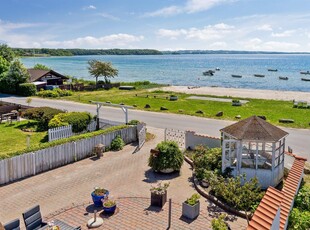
left=13, top=48, right=310, bottom=57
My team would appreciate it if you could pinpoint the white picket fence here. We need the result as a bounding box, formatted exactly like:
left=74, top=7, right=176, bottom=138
left=48, top=121, right=97, bottom=142
left=0, top=126, right=140, bottom=185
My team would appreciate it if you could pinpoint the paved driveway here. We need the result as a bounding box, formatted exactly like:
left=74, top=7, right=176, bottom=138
left=0, top=127, right=246, bottom=229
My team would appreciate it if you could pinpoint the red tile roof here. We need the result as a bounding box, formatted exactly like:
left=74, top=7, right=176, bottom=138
left=247, top=156, right=306, bottom=230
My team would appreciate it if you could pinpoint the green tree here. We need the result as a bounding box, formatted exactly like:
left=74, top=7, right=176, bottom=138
left=3, top=60, right=30, bottom=93
left=0, top=56, right=10, bottom=75
left=33, top=63, right=50, bottom=70
left=0, top=44, right=15, bottom=62
left=88, top=60, right=118, bottom=88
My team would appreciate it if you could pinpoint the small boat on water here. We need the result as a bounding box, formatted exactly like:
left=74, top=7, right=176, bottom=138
left=301, top=78, right=310, bottom=81
left=254, top=74, right=265, bottom=77
left=300, top=71, right=310, bottom=75
left=268, top=69, right=278, bottom=72
left=203, top=70, right=215, bottom=76
left=231, top=74, right=242, bottom=78
left=279, top=76, right=288, bottom=80
left=215, top=67, right=220, bottom=71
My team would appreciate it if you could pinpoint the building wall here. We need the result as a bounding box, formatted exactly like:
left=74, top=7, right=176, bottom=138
left=185, top=131, right=221, bottom=150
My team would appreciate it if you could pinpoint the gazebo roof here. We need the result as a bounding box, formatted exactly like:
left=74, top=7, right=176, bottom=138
left=220, top=116, right=288, bottom=141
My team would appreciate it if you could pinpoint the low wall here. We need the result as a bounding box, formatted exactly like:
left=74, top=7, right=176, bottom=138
left=0, top=126, right=139, bottom=185
left=185, top=131, right=221, bottom=150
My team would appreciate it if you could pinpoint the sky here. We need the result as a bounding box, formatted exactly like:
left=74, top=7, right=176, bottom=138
left=1, top=0, right=310, bottom=52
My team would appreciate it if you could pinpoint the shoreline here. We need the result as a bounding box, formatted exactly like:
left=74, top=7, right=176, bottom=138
left=160, top=86, right=310, bottom=101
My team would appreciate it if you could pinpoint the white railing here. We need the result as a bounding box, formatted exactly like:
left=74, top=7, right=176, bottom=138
left=48, top=121, right=97, bottom=142
left=48, top=125, right=73, bottom=142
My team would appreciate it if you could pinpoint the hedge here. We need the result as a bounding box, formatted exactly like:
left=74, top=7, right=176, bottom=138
left=0, top=124, right=128, bottom=160
left=22, top=107, right=64, bottom=131
left=48, top=112, right=92, bottom=133
left=17, top=83, right=36, bottom=96
left=37, top=88, right=73, bottom=98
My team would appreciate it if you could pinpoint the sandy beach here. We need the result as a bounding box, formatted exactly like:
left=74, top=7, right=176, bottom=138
left=160, top=86, right=310, bottom=101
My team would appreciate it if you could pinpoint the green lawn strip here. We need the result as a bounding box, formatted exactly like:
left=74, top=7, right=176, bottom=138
left=60, top=88, right=310, bottom=129
left=0, top=120, right=47, bottom=158
left=0, top=123, right=128, bottom=160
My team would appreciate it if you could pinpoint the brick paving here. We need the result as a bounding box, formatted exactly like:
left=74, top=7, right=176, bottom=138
left=0, top=127, right=246, bottom=229
left=45, top=197, right=212, bottom=230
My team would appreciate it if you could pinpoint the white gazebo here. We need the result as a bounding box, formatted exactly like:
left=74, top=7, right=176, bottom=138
left=220, top=116, right=288, bottom=189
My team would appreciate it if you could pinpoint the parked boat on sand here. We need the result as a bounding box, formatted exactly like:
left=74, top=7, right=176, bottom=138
left=231, top=74, right=242, bottom=78
left=279, top=76, right=288, bottom=80
left=254, top=74, right=265, bottom=77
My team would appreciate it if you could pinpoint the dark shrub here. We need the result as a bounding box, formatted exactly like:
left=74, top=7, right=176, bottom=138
left=48, top=111, right=92, bottom=132
left=22, top=107, right=64, bottom=131
left=148, top=141, right=183, bottom=171
left=110, top=135, right=125, bottom=151
left=17, top=83, right=36, bottom=96
left=128, top=120, right=140, bottom=125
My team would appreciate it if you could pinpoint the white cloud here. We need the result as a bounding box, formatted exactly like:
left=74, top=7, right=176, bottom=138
left=157, top=23, right=234, bottom=41
left=41, top=34, right=144, bottom=48
left=257, top=24, right=273, bottom=31
left=83, top=5, right=96, bottom=10
left=243, top=38, right=300, bottom=51
left=271, top=30, right=295, bottom=37
left=144, top=0, right=236, bottom=17
left=143, top=6, right=182, bottom=17
left=97, top=13, right=120, bottom=21
left=209, top=41, right=228, bottom=49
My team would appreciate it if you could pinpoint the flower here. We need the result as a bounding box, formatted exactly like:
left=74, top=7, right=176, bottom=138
left=150, top=182, right=170, bottom=195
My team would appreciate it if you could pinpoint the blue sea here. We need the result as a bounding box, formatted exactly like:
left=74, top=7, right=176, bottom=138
left=21, top=54, right=310, bottom=92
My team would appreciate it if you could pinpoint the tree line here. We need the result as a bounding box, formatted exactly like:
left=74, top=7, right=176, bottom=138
left=13, top=48, right=162, bottom=57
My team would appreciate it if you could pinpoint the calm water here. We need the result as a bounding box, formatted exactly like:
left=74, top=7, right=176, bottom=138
left=21, top=54, right=310, bottom=92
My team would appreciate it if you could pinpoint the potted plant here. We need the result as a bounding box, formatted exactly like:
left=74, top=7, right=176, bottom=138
left=91, top=187, right=109, bottom=207
left=102, top=198, right=117, bottom=213
left=182, top=193, right=201, bottom=219
left=150, top=182, right=170, bottom=207
left=148, top=141, right=183, bottom=173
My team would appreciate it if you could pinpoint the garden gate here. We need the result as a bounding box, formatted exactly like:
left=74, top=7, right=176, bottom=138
left=164, top=128, right=186, bottom=150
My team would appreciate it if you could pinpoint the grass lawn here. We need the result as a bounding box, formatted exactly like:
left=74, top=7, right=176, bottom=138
left=0, top=120, right=47, bottom=158
left=58, top=86, right=310, bottom=129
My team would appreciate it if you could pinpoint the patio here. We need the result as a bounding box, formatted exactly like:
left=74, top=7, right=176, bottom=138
left=44, top=197, right=212, bottom=230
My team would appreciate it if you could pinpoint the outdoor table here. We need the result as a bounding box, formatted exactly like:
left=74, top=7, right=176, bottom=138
left=38, top=219, right=78, bottom=230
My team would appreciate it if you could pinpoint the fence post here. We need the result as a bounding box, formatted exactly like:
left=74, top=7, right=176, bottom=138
left=32, top=152, right=36, bottom=176
left=167, top=198, right=172, bottom=229
left=164, top=128, right=167, bottom=141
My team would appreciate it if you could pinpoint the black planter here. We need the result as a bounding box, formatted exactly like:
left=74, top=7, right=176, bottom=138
left=151, top=191, right=167, bottom=207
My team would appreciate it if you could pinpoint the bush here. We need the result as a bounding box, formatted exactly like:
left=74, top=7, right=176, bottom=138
left=128, top=120, right=140, bottom=125
left=110, top=135, right=125, bottom=151
left=289, top=208, right=310, bottom=229
left=22, top=107, right=64, bottom=131
left=37, top=88, right=73, bottom=98
left=193, top=146, right=222, bottom=172
left=294, top=185, right=310, bottom=211
left=48, top=112, right=92, bottom=132
left=148, top=141, right=183, bottom=171
left=17, top=83, right=36, bottom=96
left=211, top=214, right=228, bottom=230
left=37, top=90, right=59, bottom=98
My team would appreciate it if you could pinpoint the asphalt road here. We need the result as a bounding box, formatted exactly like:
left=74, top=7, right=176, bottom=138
left=1, top=94, right=309, bottom=164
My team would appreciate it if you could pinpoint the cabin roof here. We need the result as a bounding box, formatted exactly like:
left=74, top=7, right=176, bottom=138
left=27, top=69, right=68, bottom=82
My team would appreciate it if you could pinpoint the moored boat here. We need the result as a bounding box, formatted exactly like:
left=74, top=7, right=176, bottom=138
left=203, top=70, right=214, bottom=76
left=279, top=76, right=288, bottom=80
left=301, top=78, right=310, bottom=81
left=231, top=74, right=242, bottom=78
left=300, top=71, right=310, bottom=75
left=254, top=74, right=265, bottom=77
left=268, top=69, right=278, bottom=72
left=215, top=67, right=220, bottom=71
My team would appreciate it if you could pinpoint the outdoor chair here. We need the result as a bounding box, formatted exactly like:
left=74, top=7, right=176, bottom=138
left=22, top=205, right=47, bottom=230
left=3, top=218, right=20, bottom=230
